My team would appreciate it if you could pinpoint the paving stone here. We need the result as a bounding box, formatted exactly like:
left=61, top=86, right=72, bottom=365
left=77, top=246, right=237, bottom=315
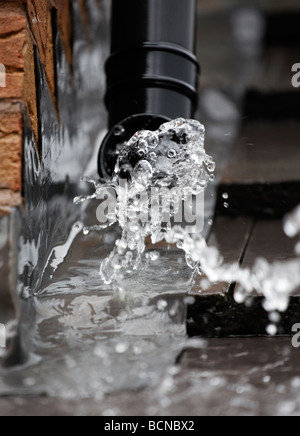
left=242, top=219, right=299, bottom=267
left=188, top=217, right=255, bottom=337
left=197, top=0, right=300, bottom=13
left=265, top=11, right=300, bottom=46
left=191, top=216, right=254, bottom=296
left=188, top=218, right=300, bottom=337
left=217, top=121, right=300, bottom=218
left=0, top=338, right=299, bottom=416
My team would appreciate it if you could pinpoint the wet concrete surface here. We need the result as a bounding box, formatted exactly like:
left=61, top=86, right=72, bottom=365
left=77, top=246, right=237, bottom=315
left=0, top=337, right=299, bottom=416
left=0, top=214, right=189, bottom=404
left=0, top=212, right=299, bottom=415
left=1, top=1, right=300, bottom=416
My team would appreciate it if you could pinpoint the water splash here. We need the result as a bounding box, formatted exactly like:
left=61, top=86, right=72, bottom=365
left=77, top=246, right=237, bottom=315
left=284, top=206, right=300, bottom=239
left=76, top=118, right=215, bottom=284
left=76, top=118, right=300, bottom=319
left=164, top=221, right=300, bottom=314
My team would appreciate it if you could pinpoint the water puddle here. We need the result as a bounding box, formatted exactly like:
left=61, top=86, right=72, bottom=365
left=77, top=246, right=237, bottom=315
left=0, top=216, right=192, bottom=398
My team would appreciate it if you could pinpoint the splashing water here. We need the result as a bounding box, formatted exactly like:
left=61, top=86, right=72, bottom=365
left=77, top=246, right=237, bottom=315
left=166, top=220, right=300, bottom=314
left=163, top=207, right=300, bottom=315
left=76, top=118, right=300, bottom=318
left=76, top=118, right=215, bottom=284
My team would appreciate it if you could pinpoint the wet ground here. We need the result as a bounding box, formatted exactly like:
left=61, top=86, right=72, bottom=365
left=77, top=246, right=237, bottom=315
left=1, top=1, right=300, bottom=416
left=0, top=208, right=299, bottom=416
left=1, top=337, right=299, bottom=416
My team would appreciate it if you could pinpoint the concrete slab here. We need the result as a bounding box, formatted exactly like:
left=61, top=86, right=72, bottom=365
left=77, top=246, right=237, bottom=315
left=0, top=338, right=299, bottom=416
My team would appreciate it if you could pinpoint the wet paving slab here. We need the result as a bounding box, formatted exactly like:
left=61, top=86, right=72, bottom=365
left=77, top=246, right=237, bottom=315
left=188, top=216, right=300, bottom=337
left=0, top=337, right=299, bottom=416
left=0, top=211, right=299, bottom=415
left=0, top=217, right=190, bottom=400
left=217, top=121, right=300, bottom=218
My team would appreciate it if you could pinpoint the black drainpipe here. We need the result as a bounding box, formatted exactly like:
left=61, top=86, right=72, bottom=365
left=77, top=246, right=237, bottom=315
left=98, top=0, right=200, bottom=178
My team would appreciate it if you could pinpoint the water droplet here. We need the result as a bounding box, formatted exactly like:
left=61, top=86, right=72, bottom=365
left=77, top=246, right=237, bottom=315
left=133, top=346, right=142, bottom=355
left=266, top=324, right=277, bottom=336
left=184, top=296, right=196, bottom=305
left=223, top=202, right=229, bottom=209
left=23, top=378, right=36, bottom=387
left=114, top=125, right=125, bottom=136
left=291, top=377, right=300, bottom=389
left=115, top=343, right=128, bottom=354
left=157, top=299, right=168, bottom=311
left=222, top=193, right=229, bottom=200
left=147, top=251, right=160, bottom=261
left=269, top=312, right=280, bottom=323
left=83, top=227, right=90, bottom=235
left=148, top=133, right=159, bottom=149
left=149, top=152, right=157, bottom=161
left=236, top=386, right=245, bottom=394
left=74, top=196, right=86, bottom=204
left=263, top=376, right=271, bottom=384
left=138, top=149, right=146, bottom=158
left=132, top=160, right=153, bottom=182
left=284, top=206, right=300, bottom=237
left=169, top=306, right=177, bottom=316
left=208, top=219, right=213, bottom=226
left=168, top=149, right=177, bottom=158
left=200, top=279, right=210, bottom=290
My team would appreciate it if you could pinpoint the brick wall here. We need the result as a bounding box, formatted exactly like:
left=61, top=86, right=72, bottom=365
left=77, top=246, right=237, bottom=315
left=0, top=0, right=74, bottom=212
